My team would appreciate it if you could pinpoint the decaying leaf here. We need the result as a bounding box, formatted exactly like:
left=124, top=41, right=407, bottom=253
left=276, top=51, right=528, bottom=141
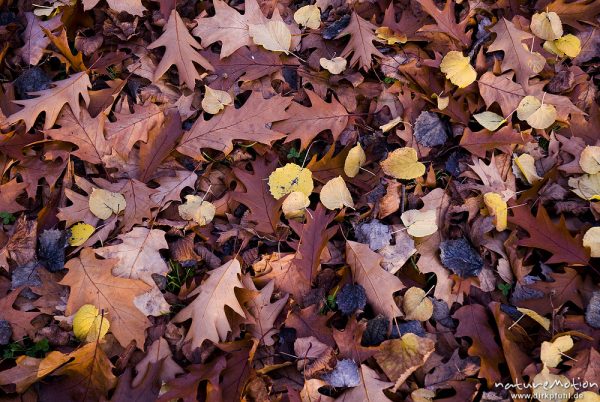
left=268, top=163, right=314, bottom=200
left=178, top=195, right=216, bottom=226
left=319, top=56, right=347, bottom=74
left=88, top=188, right=126, bottom=220
left=294, top=5, right=321, bottom=29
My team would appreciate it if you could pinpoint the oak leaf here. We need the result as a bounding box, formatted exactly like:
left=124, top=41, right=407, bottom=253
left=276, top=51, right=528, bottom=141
left=83, top=0, right=145, bottom=15
left=173, top=259, right=246, bottom=350
left=17, top=13, right=62, bottom=66
left=0, top=287, right=41, bottom=340
left=42, top=27, right=86, bottom=72
left=106, top=103, right=164, bottom=155
left=546, top=0, right=600, bottom=30
left=60, top=248, right=152, bottom=348
left=241, top=277, right=289, bottom=346
left=7, top=71, right=91, bottom=130
left=133, top=337, right=184, bottom=388
left=460, top=126, right=533, bottom=158
left=336, top=364, right=393, bottom=402
left=417, top=0, right=471, bottom=46
left=346, top=241, right=404, bottom=319
left=148, top=10, right=213, bottom=89
left=177, top=92, right=291, bottom=158
left=336, top=12, right=383, bottom=71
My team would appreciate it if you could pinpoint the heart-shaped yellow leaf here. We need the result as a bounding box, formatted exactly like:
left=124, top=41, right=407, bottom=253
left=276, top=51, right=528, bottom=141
left=201, top=86, right=232, bottom=115
left=319, top=57, right=347, bottom=74
left=89, top=188, right=126, bottom=220
left=294, top=5, right=321, bottom=29
left=381, top=147, right=425, bottom=180
left=320, top=176, right=353, bottom=210
left=68, top=223, right=95, bottom=246
left=583, top=226, right=600, bottom=258
left=282, top=191, right=310, bottom=219
left=400, top=209, right=437, bottom=237
left=268, top=163, right=314, bottom=199
left=344, top=143, right=366, bottom=178
left=540, top=335, right=573, bottom=368
left=530, top=11, right=563, bottom=40
left=473, top=111, right=506, bottom=131
left=249, top=21, right=291, bottom=53
left=483, top=192, right=508, bottom=231
left=402, top=287, right=433, bottom=321
left=178, top=195, right=216, bottom=226
left=569, top=174, right=600, bottom=201
left=440, top=51, right=477, bottom=88
left=543, top=34, right=581, bottom=58
left=73, top=304, right=110, bottom=343
left=516, top=95, right=557, bottom=129
left=580, top=146, right=600, bottom=174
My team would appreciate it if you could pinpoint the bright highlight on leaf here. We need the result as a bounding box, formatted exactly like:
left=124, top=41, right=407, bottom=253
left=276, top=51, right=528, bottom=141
left=88, top=188, right=126, bottom=220
left=514, top=153, right=542, bottom=185
left=379, top=116, right=403, bottom=133
left=319, top=57, right=347, bottom=74
left=201, top=86, right=232, bottom=115
left=516, top=95, right=557, bottom=129
left=540, top=335, right=573, bottom=368
left=530, top=11, right=563, bottom=40
left=344, top=143, right=366, bottom=178
left=381, top=147, right=425, bottom=180
left=178, top=195, right=216, bottom=226
left=402, top=287, right=433, bottom=321
left=268, top=163, right=314, bottom=199
left=73, top=304, right=110, bottom=343
left=483, top=192, right=507, bottom=231
left=320, top=176, right=354, bottom=210
left=440, top=51, right=477, bottom=88
left=532, top=366, right=573, bottom=402
left=401, top=209, right=437, bottom=237
left=68, top=223, right=95, bottom=246
left=473, top=111, right=506, bottom=131
left=294, top=5, right=321, bottom=29
left=375, top=27, right=407, bottom=45
left=282, top=191, right=310, bottom=220
left=249, top=20, right=292, bottom=53
left=411, top=389, right=436, bottom=402
left=516, top=307, right=550, bottom=330
left=432, top=94, right=449, bottom=110
left=583, top=227, right=600, bottom=258
left=543, top=34, right=581, bottom=58
left=580, top=146, right=600, bottom=174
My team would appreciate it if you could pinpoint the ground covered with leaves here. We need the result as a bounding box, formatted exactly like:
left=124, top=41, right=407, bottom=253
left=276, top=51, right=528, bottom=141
left=0, top=0, right=598, bottom=400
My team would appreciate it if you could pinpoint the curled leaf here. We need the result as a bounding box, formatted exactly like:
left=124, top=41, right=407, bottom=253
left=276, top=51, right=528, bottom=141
left=483, top=192, right=507, bottom=231
left=282, top=191, right=310, bottom=219
left=530, top=11, right=563, bottom=40
left=540, top=335, right=573, bottom=368
left=344, top=143, right=366, bottom=178
left=375, top=27, right=407, bottom=44
left=514, top=153, right=542, bottom=185
left=583, top=227, right=600, bottom=258
left=201, top=86, right=232, bottom=115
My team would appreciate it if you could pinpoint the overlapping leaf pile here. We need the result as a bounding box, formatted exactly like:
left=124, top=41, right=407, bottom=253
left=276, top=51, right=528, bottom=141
left=0, top=0, right=598, bottom=400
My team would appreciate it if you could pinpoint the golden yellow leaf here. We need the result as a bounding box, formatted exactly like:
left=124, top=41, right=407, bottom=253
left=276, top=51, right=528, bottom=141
left=516, top=307, right=551, bottom=330
left=583, top=227, right=600, bottom=258
left=473, top=111, right=506, bottom=131
left=375, top=26, right=407, bottom=44
left=530, top=11, right=563, bottom=40
left=402, top=287, right=433, bottom=321
left=577, top=391, right=600, bottom=402
left=319, top=56, right=347, bottom=74
left=544, top=34, right=581, bottom=58
left=579, top=145, right=600, bottom=174
left=68, top=223, right=95, bottom=246
left=344, top=143, right=366, bottom=178
left=411, top=388, right=436, bottom=402
left=483, top=192, right=508, bottom=231
left=249, top=20, right=292, bottom=53
left=540, top=335, right=573, bottom=368
left=293, top=5, right=320, bottom=29
left=88, top=188, right=126, bottom=220
left=514, top=153, right=542, bottom=185
left=516, top=95, right=557, bottom=129
left=178, top=195, right=216, bottom=226
left=201, top=86, right=232, bottom=115
left=379, top=116, right=403, bottom=133
left=440, top=51, right=477, bottom=88
left=569, top=174, right=600, bottom=201
left=268, top=163, right=314, bottom=199
left=73, top=304, right=110, bottom=343
left=282, top=191, right=310, bottom=220
left=381, top=147, right=425, bottom=180
left=531, top=366, right=573, bottom=402
left=320, top=176, right=354, bottom=210
left=400, top=209, right=437, bottom=237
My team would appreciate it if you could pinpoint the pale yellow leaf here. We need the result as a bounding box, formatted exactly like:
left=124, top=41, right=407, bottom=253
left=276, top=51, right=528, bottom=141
left=73, top=304, right=110, bottom=343
left=249, top=20, right=291, bottom=53
left=268, top=163, right=314, bottom=199
left=320, top=176, right=354, bottom=210
left=319, top=56, right=347, bottom=74
left=530, top=11, right=563, bottom=40
left=483, top=192, right=508, bottom=231
left=88, top=188, right=126, bottom=220
left=577, top=391, right=600, bottom=402
left=440, top=51, right=477, bottom=88
left=178, top=195, right=216, bottom=226
left=516, top=95, right=557, bottom=129
left=344, top=143, right=366, bottom=178
left=282, top=191, right=310, bottom=219
left=294, top=5, right=321, bottom=29
left=402, top=287, right=433, bottom=321
left=400, top=209, right=437, bottom=237
left=411, top=389, right=436, bottom=402
left=540, top=335, right=573, bottom=368
left=379, top=116, right=403, bottom=133
left=531, top=367, right=573, bottom=402
left=68, top=223, right=95, bottom=246
left=473, top=111, right=506, bottom=131
left=516, top=307, right=550, bottom=330
left=583, top=227, right=600, bottom=258
left=381, top=147, right=425, bottom=180
left=433, top=94, right=449, bottom=110
left=579, top=146, right=600, bottom=174
left=569, top=174, right=600, bottom=201
left=375, top=26, right=407, bottom=44
left=514, top=153, right=542, bottom=185
left=201, top=86, right=232, bottom=115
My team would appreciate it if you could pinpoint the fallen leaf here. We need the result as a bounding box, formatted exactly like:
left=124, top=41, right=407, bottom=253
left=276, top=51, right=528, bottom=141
left=344, top=143, right=366, bottom=178
left=282, top=191, right=310, bottom=219
left=268, top=163, right=314, bottom=200
left=579, top=146, right=600, bottom=174
left=440, top=51, right=477, bottom=88
left=513, top=153, right=542, bottom=185
left=201, top=86, right=232, bottom=114
left=375, top=27, right=407, bottom=44
left=249, top=20, right=292, bottom=53
left=516, top=96, right=557, bottom=129
left=319, top=56, right=347, bottom=74
left=401, top=209, right=438, bottom=237
left=531, top=11, right=563, bottom=40
left=335, top=12, right=383, bottom=70
left=473, top=111, right=506, bottom=131
left=178, top=195, right=216, bottom=226
left=72, top=304, right=110, bottom=342
left=402, top=287, right=433, bottom=321
left=68, top=223, right=95, bottom=246
left=294, top=5, right=321, bottom=29
left=381, top=147, right=426, bottom=180
left=483, top=192, right=508, bottom=231
left=319, top=176, right=354, bottom=210
left=88, top=188, right=126, bottom=220
left=583, top=227, right=600, bottom=258
left=544, top=34, right=581, bottom=58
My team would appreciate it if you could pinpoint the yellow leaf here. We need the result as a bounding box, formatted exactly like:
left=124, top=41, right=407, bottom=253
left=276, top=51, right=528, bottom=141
left=530, top=11, right=563, bottom=40
left=381, top=147, right=425, bottom=180
left=473, top=111, right=506, bottom=131
left=68, top=223, right=95, bottom=246
left=249, top=20, right=292, bottom=53
left=531, top=366, right=573, bottom=402
left=178, top=195, right=216, bottom=226
left=344, top=143, right=366, bottom=178
left=268, top=163, right=314, bottom=199
left=516, top=307, right=550, bottom=330
left=514, top=153, right=542, bottom=185
left=379, top=116, right=403, bottom=133
left=400, top=209, right=437, bottom=237
left=411, top=389, right=436, bottom=402
left=320, top=176, right=354, bottom=210
left=282, top=191, right=310, bottom=220
left=73, top=304, right=110, bottom=343
left=483, top=192, right=508, bottom=231
left=540, top=335, right=573, bottom=368
left=544, top=34, right=581, bottom=58
left=579, top=145, right=600, bottom=174
left=578, top=391, right=600, bottom=402
left=88, top=188, right=126, bottom=220
left=201, top=86, right=232, bottom=115
left=319, top=56, right=347, bottom=74
left=293, top=5, right=321, bottom=29
left=516, top=95, right=557, bottom=129
left=432, top=94, right=449, bottom=110
left=402, top=287, right=433, bottom=321
left=583, top=227, right=600, bottom=258
left=375, top=26, right=407, bottom=45
left=440, top=51, right=477, bottom=88
left=569, top=174, right=600, bottom=201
